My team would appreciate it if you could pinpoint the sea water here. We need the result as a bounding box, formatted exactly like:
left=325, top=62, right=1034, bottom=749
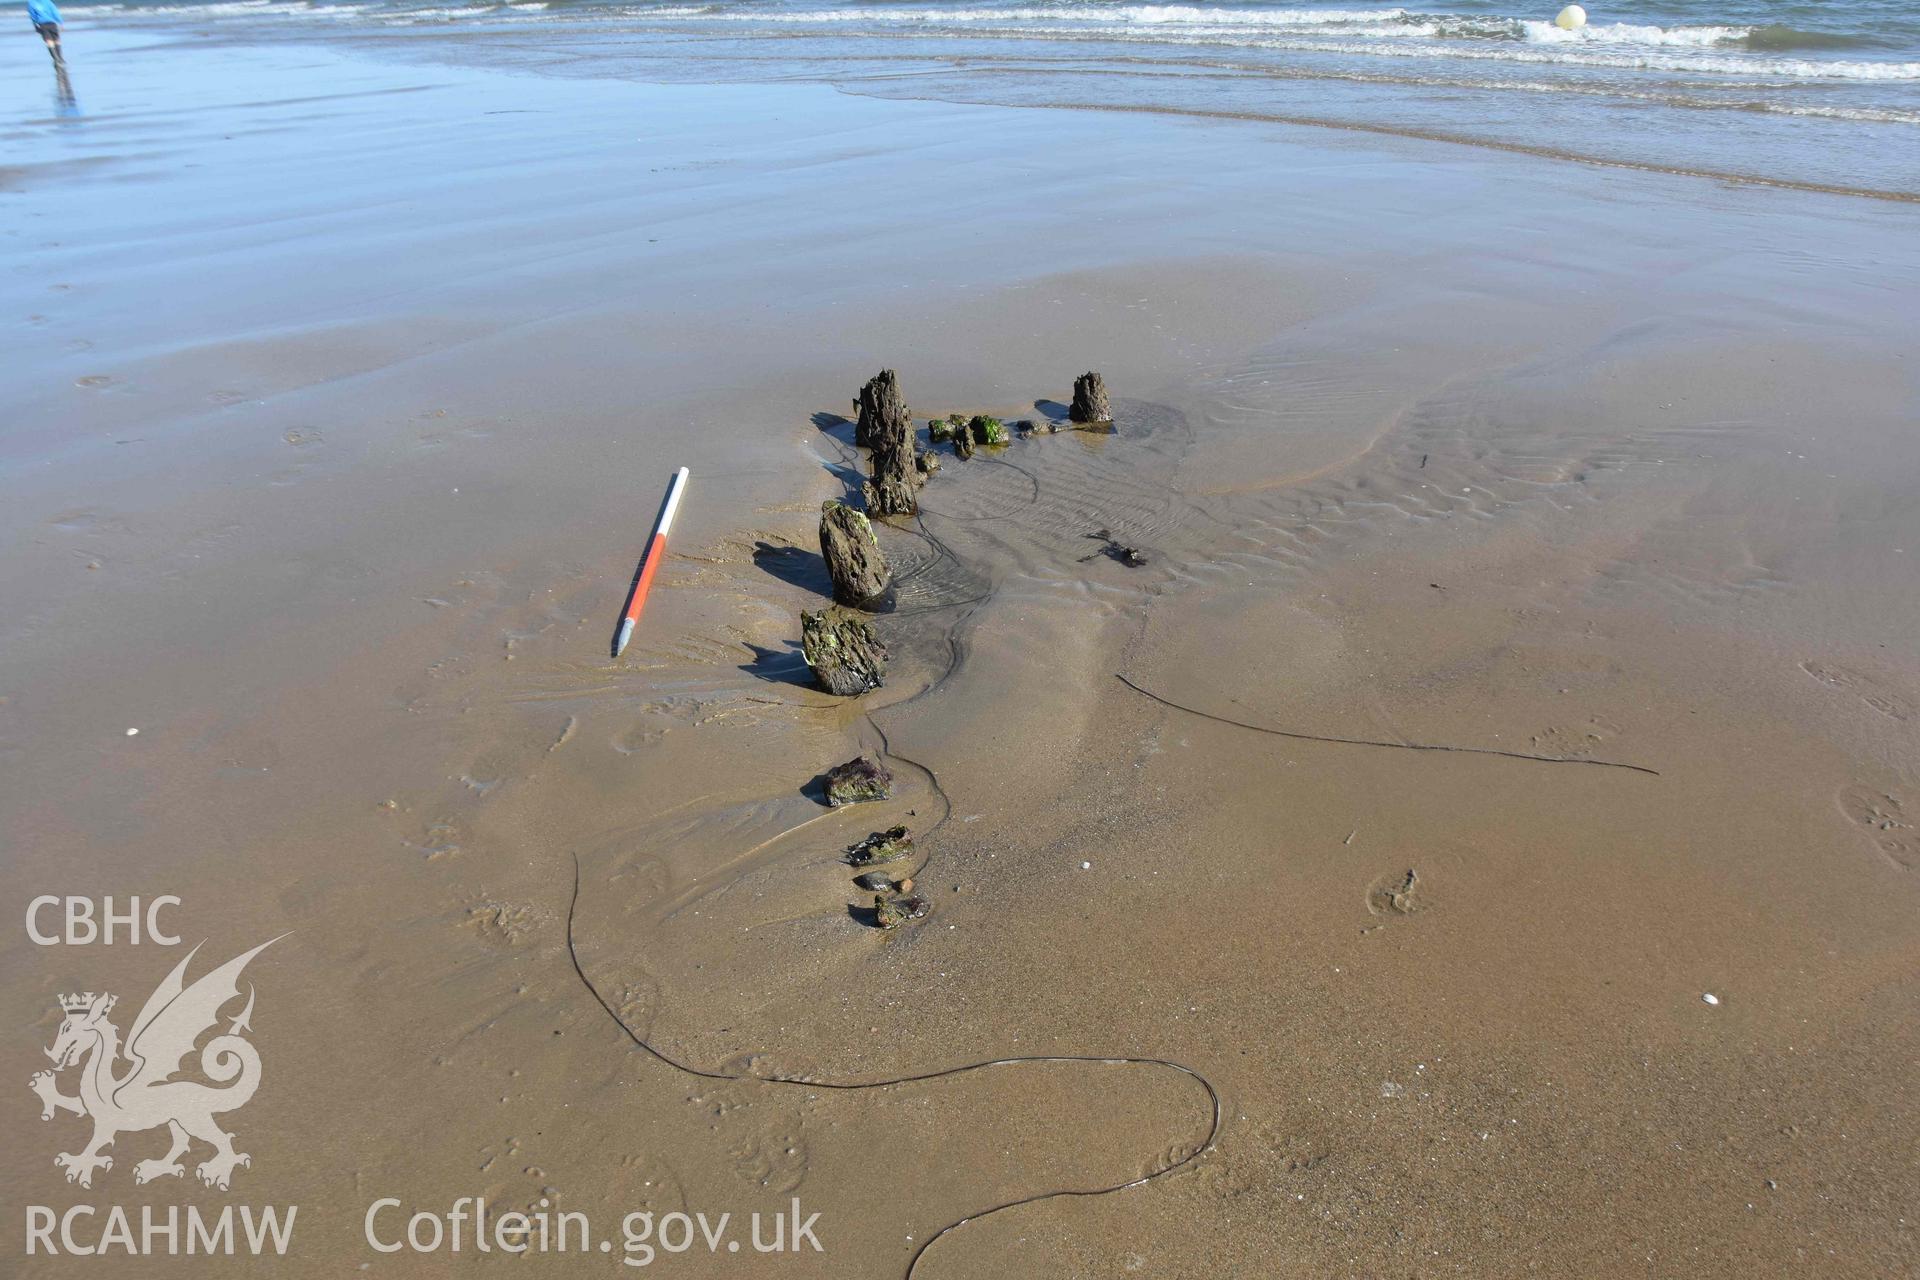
left=59, top=0, right=1920, bottom=195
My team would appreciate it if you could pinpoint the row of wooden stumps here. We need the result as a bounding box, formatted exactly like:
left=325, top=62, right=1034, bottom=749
left=807, top=368, right=1115, bottom=692
left=805, top=369, right=1114, bottom=928
left=855, top=368, right=1112, bottom=516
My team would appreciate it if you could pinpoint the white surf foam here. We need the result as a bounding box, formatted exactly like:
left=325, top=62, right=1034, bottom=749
left=718, top=4, right=1412, bottom=26
left=1519, top=19, right=1747, bottom=47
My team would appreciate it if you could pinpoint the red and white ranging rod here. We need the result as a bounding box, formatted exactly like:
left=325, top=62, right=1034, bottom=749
left=613, top=466, right=689, bottom=658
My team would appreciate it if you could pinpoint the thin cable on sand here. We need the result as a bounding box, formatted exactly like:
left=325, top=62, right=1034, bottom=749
left=1116, top=673, right=1661, bottom=776
left=564, top=856, right=1221, bottom=1279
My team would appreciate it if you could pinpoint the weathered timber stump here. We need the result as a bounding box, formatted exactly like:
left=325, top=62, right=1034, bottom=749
left=858, top=370, right=921, bottom=515
left=819, top=499, right=890, bottom=608
left=855, top=369, right=910, bottom=449
left=824, top=755, right=893, bottom=806
left=1069, top=371, right=1112, bottom=424
left=801, top=606, right=887, bottom=696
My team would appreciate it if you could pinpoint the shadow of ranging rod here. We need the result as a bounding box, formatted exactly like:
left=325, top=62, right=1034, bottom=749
left=613, top=466, right=690, bottom=658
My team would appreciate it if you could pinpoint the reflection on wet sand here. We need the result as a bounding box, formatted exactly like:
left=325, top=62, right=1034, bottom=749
left=53, top=60, right=77, bottom=114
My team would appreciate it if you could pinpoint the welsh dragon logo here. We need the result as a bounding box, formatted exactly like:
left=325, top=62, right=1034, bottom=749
left=30, top=937, right=282, bottom=1191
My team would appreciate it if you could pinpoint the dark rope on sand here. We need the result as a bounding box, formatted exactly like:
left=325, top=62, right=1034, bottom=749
left=982, top=453, right=1042, bottom=504
left=584, top=429, right=1217, bottom=1275
left=1116, top=673, right=1661, bottom=776
left=883, top=507, right=991, bottom=619
left=565, top=856, right=1221, bottom=1280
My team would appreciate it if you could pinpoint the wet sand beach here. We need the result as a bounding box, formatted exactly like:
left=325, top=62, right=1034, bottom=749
left=4, top=24, right=1919, bottom=1278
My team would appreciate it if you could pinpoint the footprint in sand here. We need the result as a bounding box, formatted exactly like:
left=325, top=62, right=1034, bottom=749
left=613, top=974, right=661, bottom=1037
left=1366, top=868, right=1427, bottom=919
left=613, top=1155, right=686, bottom=1210
left=397, top=816, right=462, bottom=861
left=1801, top=660, right=1913, bottom=722
left=415, top=423, right=491, bottom=453
left=465, top=901, right=539, bottom=946
left=613, top=707, right=695, bottom=754
left=1529, top=714, right=1622, bottom=758
left=728, top=1128, right=810, bottom=1195
left=1194, top=1125, right=1332, bottom=1201
left=1836, top=784, right=1916, bottom=871
left=476, top=1134, right=525, bottom=1175
left=74, top=374, right=116, bottom=389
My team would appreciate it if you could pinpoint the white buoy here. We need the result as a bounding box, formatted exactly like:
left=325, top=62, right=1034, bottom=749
left=1554, top=4, right=1587, bottom=30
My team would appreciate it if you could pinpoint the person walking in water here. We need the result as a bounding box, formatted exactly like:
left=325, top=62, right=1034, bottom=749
left=29, top=0, right=64, bottom=65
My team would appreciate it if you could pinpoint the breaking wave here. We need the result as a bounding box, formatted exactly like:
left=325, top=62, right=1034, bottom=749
left=56, top=0, right=1920, bottom=197
left=605, top=3, right=1920, bottom=79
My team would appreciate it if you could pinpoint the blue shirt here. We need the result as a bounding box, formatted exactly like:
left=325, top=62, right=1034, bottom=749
left=28, top=0, right=60, bottom=25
